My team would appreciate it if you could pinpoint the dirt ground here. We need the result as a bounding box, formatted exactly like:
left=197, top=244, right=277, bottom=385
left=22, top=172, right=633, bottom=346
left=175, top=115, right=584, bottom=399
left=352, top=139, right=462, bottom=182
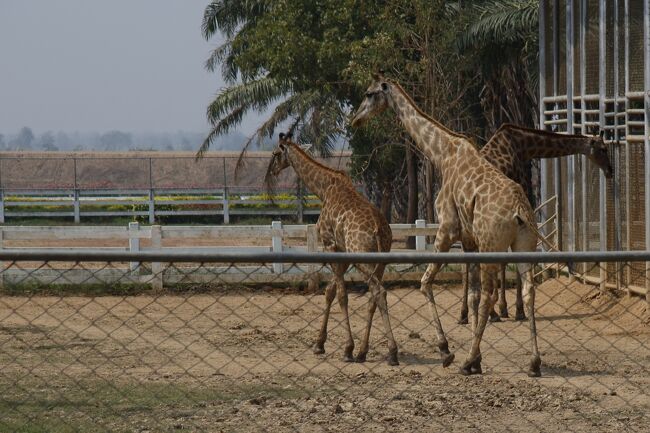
left=0, top=277, right=648, bottom=432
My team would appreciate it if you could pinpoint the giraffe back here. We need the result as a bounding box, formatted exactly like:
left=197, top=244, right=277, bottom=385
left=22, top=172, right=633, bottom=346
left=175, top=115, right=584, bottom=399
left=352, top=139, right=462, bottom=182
left=318, top=178, right=392, bottom=254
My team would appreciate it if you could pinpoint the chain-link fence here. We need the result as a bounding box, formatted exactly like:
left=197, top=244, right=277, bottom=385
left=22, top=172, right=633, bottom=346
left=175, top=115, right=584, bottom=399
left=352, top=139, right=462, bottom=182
left=0, top=250, right=648, bottom=432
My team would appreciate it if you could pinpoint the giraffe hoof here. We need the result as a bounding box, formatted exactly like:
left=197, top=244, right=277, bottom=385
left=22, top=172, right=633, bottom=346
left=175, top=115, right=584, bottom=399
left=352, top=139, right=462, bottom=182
left=459, top=363, right=473, bottom=376
left=441, top=352, right=455, bottom=368
left=489, top=313, right=502, bottom=323
left=355, top=352, right=367, bottom=363
left=343, top=354, right=355, bottom=363
left=387, top=351, right=399, bottom=366
left=457, top=315, right=469, bottom=325
left=312, top=344, right=325, bottom=355
left=499, top=309, right=510, bottom=319
left=515, top=312, right=527, bottom=321
left=470, top=361, right=482, bottom=375
left=528, top=357, right=542, bottom=377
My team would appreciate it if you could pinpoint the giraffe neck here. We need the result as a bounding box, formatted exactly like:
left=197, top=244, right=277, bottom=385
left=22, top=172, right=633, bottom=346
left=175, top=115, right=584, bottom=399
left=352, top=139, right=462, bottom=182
left=500, top=125, right=592, bottom=160
left=286, top=144, right=344, bottom=199
left=387, top=82, right=465, bottom=171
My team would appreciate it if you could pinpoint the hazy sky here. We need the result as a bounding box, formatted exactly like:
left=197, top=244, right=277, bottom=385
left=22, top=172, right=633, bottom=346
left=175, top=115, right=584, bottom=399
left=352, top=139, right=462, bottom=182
left=0, top=1, right=257, bottom=135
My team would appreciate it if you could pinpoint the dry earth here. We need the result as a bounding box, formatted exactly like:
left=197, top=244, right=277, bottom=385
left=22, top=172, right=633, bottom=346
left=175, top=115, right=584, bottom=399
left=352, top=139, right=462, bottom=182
left=0, top=277, right=648, bottom=432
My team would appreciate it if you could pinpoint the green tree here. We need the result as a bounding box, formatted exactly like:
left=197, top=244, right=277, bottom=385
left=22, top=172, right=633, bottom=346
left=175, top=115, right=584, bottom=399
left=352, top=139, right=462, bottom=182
left=199, top=1, right=483, bottom=226
left=14, top=126, right=35, bottom=150
left=458, top=0, right=539, bottom=133
left=39, top=131, right=58, bottom=151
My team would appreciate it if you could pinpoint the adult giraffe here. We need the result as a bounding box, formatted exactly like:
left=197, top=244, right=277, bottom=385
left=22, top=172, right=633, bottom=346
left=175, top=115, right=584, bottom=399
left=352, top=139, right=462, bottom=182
left=351, top=73, right=542, bottom=377
left=266, top=132, right=401, bottom=365
left=460, top=124, right=613, bottom=324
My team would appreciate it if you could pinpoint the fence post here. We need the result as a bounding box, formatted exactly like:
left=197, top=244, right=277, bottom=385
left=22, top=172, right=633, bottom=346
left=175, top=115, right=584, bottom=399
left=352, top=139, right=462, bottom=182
left=272, top=220, right=283, bottom=273
left=150, top=225, right=163, bottom=289
left=148, top=189, right=155, bottom=224
left=415, top=219, right=426, bottom=252
left=128, top=222, right=140, bottom=272
left=223, top=187, right=230, bottom=225
left=0, top=227, right=4, bottom=289
left=0, top=189, right=4, bottom=224
left=73, top=189, right=80, bottom=223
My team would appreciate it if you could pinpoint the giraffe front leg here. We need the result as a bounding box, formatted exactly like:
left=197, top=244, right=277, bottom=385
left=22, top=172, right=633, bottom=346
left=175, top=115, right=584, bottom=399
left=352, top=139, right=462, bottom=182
left=313, top=279, right=337, bottom=355
left=420, top=231, right=455, bottom=367
left=355, top=295, right=376, bottom=363
left=367, top=275, right=399, bottom=366
left=461, top=263, right=499, bottom=375
left=335, top=276, right=355, bottom=362
left=514, top=273, right=526, bottom=321
left=489, top=265, right=505, bottom=322
left=497, top=265, right=509, bottom=319
left=519, top=263, right=541, bottom=377
left=459, top=265, right=469, bottom=325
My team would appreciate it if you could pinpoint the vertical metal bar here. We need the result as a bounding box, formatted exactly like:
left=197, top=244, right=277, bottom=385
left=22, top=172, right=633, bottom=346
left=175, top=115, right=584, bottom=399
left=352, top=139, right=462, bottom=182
left=553, top=0, right=564, bottom=251
left=73, top=189, right=80, bottom=224
left=599, top=0, right=608, bottom=291
left=0, top=189, right=4, bottom=224
left=223, top=186, right=230, bottom=224
left=540, top=0, right=549, bottom=234
left=567, top=0, right=576, bottom=260
left=624, top=0, right=632, bottom=290
left=150, top=225, right=163, bottom=290
left=581, top=0, right=589, bottom=257
left=613, top=0, right=622, bottom=290
left=644, top=0, right=650, bottom=309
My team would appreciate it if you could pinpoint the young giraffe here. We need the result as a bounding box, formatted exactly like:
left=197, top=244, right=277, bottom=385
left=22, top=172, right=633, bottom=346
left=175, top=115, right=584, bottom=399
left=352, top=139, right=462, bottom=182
left=351, top=73, right=542, bottom=376
left=458, top=124, right=614, bottom=324
left=266, top=132, right=400, bottom=365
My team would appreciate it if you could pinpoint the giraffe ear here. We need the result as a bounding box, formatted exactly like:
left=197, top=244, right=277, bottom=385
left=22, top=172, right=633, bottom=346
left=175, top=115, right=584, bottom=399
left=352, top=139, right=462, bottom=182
left=300, top=144, right=312, bottom=152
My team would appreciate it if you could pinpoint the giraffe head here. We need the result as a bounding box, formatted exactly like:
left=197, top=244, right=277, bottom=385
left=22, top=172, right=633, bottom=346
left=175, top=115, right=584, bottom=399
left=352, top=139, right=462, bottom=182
left=586, top=130, right=613, bottom=178
left=351, top=72, right=390, bottom=127
left=266, top=132, right=312, bottom=179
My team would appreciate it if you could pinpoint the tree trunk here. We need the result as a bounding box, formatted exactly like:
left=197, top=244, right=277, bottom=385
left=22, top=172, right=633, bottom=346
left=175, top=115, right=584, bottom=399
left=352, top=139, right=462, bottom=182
left=405, top=145, right=419, bottom=249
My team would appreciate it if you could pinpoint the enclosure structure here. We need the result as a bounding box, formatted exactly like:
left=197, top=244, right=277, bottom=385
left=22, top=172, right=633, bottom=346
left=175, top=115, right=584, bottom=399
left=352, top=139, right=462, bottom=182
left=539, top=0, right=650, bottom=291
left=0, top=151, right=352, bottom=223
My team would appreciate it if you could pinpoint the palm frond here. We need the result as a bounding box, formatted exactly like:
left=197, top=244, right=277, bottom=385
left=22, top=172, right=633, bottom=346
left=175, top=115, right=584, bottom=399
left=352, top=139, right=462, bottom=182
left=195, top=104, right=246, bottom=160
left=202, top=0, right=269, bottom=40
left=458, top=0, right=538, bottom=50
left=206, top=77, right=289, bottom=125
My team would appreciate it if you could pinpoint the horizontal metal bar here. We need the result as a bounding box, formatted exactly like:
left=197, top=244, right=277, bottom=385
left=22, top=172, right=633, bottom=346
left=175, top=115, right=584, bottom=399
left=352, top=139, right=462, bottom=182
left=1, top=249, right=649, bottom=264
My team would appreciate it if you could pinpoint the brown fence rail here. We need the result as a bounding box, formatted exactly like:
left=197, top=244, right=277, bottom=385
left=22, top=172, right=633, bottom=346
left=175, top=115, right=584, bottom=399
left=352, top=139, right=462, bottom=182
left=0, top=250, right=648, bottom=432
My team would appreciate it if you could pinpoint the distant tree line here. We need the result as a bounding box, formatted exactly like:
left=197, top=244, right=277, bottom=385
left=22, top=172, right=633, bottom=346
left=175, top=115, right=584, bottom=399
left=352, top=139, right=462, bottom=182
left=0, top=127, right=253, bottom=152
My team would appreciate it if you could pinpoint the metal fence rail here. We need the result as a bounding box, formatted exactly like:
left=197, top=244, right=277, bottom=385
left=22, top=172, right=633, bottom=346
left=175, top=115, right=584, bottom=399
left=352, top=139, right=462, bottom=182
left=0, top=250, right=648, bottom=432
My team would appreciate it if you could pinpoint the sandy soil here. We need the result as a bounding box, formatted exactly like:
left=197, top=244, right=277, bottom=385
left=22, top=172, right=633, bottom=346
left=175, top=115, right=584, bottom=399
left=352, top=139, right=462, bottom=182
left=0, top=277, right=648, bottom=432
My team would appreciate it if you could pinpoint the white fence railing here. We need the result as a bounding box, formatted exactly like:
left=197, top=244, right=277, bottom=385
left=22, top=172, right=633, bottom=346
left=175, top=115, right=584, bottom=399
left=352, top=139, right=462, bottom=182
left=0, top=220, right=448, bottom=288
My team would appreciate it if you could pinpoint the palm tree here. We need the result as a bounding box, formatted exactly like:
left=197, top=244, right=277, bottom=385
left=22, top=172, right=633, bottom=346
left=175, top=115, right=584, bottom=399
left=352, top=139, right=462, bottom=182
left=458, top=0, right=539, bottom=133
left=197, top=1, right=346, bottom=160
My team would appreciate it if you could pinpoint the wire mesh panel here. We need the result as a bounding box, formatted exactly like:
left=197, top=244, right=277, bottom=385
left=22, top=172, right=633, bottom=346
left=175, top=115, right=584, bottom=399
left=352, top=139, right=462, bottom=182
left=0, top=157, right=76, bottom=190
left=0, top=251, right=648, bottom=432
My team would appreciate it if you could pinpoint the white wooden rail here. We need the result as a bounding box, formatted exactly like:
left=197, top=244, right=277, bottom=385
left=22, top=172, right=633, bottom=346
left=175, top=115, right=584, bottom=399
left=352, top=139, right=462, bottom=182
left=0, top=220, right=444, bottom=288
